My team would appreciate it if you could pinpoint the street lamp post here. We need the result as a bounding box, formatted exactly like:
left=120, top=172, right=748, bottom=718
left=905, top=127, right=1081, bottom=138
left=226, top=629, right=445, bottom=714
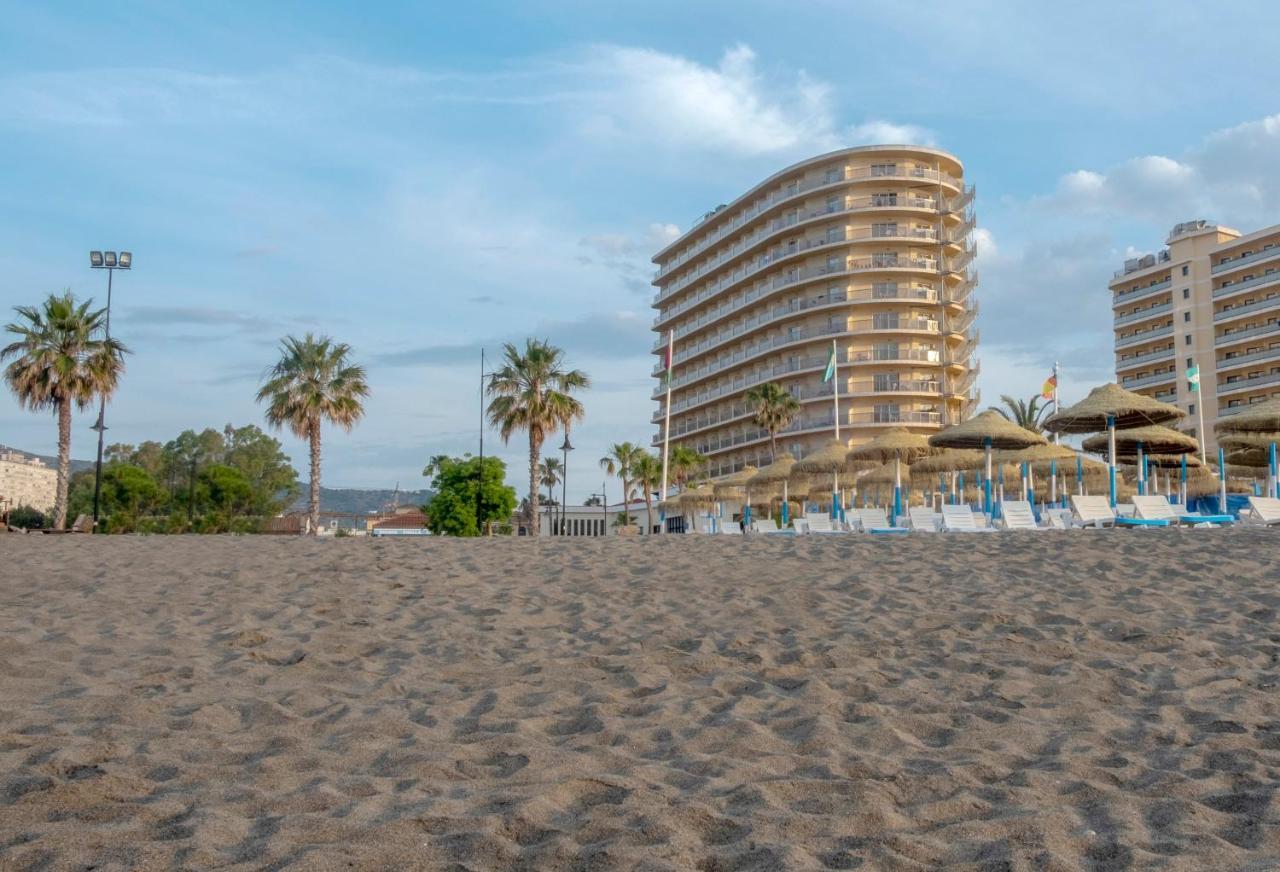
left=559, top=429, right=573, bottom=536
left=88, top=250, right=132, bottom=530
left=589, top=484, right=607, bottom=536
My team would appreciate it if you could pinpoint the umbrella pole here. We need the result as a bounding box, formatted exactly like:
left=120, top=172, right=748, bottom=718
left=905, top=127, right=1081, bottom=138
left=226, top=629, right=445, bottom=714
left=1179, top=454, right=1187, bottom=506
left=892, top=457, right=902, bottom=527
left=1218, top=446, right=1227, bottom=515
left=1050, top=459, right=1058, bottom=506
left=782, top=480, right=789, bottom=527
left=1077, top=455, right=1085, bottom=497
left=744, top=488, right=752, bottom=531
left=831, top=471, right=839, bottom=521
left=1107, top=415, right=1117, bottom=508
left=983, top=439, right=993, bottom=518
left=1270, top=441, right=1278, bottom=500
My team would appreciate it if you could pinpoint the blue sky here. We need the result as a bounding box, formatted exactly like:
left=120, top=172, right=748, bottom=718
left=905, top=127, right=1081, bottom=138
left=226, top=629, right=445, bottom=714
left=3, top=1, right=1279, bottom=498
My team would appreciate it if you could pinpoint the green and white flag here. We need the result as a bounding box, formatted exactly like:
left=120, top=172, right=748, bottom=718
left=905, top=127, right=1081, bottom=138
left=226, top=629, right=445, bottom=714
left=822, top=342, right=837, bottom=383
left=1186, top=364, right=1200, bottom=392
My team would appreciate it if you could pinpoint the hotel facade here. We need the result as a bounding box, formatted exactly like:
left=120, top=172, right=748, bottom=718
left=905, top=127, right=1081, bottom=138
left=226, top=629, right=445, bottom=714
left=649, top=145, right=980, bottom=478
left=1111, top=220, right=1280, bottom=449
left=0, top=450, right=57, bottom=513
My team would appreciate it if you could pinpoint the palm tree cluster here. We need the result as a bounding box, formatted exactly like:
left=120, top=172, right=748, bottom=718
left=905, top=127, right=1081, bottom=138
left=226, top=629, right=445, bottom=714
left=989, top=393, right=1050, bottom=434
left=744, top=382, right=801, bottom=461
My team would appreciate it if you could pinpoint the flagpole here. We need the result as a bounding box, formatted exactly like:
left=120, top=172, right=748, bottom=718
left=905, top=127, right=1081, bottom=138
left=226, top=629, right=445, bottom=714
left=660, top=329, right=674, bottom=534
left=1196, top=394, right=1207, bottom=466
left=1052, top=361, right=1060, bottom=444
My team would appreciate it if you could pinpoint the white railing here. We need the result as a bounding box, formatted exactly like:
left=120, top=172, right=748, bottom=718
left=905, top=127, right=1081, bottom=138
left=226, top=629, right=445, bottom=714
left=1114, top=301, right=1173, bottom=326
left=1213, top=295, right=1280, bottom=322
left=1113, top=278, right=1172, bottom=305
left=1219, top=370, right=1280, bottom=396
left=1115, top=346, right=1175, bottom=371
left=1215, top=322, right=1280, bottom=346
left=1115, top=324, right=1174, bottom=349
left=1211, top=245, right=1280, bottom=275
left=1212, top=271, right=1280, bottom=300
left=1120, top=370, right=1177, bottom=390
left=658, top=168, right=968, bottom=278
left=1217, top=345, right=1280, bottom=371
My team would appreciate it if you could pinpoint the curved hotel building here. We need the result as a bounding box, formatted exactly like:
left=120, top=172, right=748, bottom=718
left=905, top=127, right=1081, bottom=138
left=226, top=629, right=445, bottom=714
left=650, top=145, right=980, bottom=478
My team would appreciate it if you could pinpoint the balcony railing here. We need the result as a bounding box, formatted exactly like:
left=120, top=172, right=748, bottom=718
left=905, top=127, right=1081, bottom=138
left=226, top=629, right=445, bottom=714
left=1115, top=324, right=1174, bottom=349
left=1218, top=369, right=1280, bottom=397
left=1218, top=345, right=1280, bottom=372
left=1116, top=345, right=1175, bottom=369
left=659, top=169, right=969, bottom=279
left=1120, top=370, right=1178, bottom=390
left=1114, top=301, right=1173, bottom=327
left=1113, top=278, right=1173, bottom=306
left=1213, top=295, right=1280, bottom=322
left=1215, top=322, right=1280, bottom=347
left=1212, top=271, right=1280, bottom=300
left=1211, top=245, right=1280, bottom=275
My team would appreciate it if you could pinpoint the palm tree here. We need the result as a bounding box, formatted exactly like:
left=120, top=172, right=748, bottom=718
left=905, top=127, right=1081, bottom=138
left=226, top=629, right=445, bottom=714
left=599, top=441, right=644, bottom=509
left=486, top=339, right=589, bottom=537
left=668, top=444, right=706, bottom=490
left=631, top=452, right=661, bottom=534
left=744, top=382, right=800, bottom=461
left=2, top=292, right=129, bottom=528
left=539, top=457, right=563, bottom=505
left=257, top=334, right=368, bottom=535
left=989, top=394, right=1049, bottom=434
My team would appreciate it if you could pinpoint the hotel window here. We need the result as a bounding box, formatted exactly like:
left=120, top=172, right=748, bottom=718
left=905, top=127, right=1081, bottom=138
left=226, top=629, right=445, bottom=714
left=873, top=193, right=897, bottom=207
left=825, top=167, right=842, bottom=183
left=825, top=196, right=840, bottom=213
left=1183, top=288, right=1190, bottom=299
left=825, top=226, right=843, bottom=243
left=873, top=313, right=900, bottom=330
left=874, top=403, right=901, bottom=422
left=874, top=373, right=901, bottom=391
left=870, top=163, right=898, bottom=178
left=1185, top=335, right=1192, bottom=345
left=1188, top=406, right=1196, bottom=417
left=872, top=251, right=899, bottom=267
left=826, top=255, right=842, bottom=271
left=872, top=223, right=898, bottom=238
left=1184, top=312, right=1191, bottom=323
left=1182, top=265, right=1189, bottom=276
left=872, top=281, right=898, bottom=298
left=1187, top=357, right=1195, bottom=367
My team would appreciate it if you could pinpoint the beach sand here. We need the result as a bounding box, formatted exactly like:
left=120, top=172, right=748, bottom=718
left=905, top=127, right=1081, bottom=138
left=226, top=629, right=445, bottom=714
left=1, top=531, right=1278, bottom=870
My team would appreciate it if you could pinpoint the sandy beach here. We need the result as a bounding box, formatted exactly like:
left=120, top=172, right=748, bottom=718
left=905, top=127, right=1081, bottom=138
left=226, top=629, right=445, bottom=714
left=1, top=532, right=1278, bottom=870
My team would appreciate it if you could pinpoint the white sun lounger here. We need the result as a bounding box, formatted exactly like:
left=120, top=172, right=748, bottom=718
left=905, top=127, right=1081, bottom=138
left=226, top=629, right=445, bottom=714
left=908, top=505, right=942, bottom=532
left=719, top=522, right=743, bottom=535
left=1132, top=494, right=1234, bottom=527
left=1242, top=495, right=1280, bottom=526
left=941, top=504, right=995, bottom=532
left=1071, top=494, right=1170, bottom=528
left=854, top=507, right=909, bottom=534
left=751, top=518, right=795, bottom=535
left=804, top=512, right=844, bottom=534
left=999, top=500, right=1042, bottom=531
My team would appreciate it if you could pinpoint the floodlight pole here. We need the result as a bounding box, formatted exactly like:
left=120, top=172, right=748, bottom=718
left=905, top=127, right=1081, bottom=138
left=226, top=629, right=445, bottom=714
left=89, top=254, right=129, bottom=529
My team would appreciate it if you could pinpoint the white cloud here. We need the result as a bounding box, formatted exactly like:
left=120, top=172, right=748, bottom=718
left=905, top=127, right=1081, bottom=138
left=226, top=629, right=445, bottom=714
left=1039, top=113, right=1280, bottom=229
left=844, top=119, right=936, bottom=147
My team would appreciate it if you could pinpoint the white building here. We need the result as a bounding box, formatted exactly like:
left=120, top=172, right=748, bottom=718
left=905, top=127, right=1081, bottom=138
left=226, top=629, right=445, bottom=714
left=0, top=450, right=57, bottom=513
left=537, top=499, right=656, bottom=536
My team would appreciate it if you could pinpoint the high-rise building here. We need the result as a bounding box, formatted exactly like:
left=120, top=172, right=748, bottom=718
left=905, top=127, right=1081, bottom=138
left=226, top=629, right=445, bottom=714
left=649, top=146, right=980, bottom=478
left=1111, top=220, right=1280, bottom=449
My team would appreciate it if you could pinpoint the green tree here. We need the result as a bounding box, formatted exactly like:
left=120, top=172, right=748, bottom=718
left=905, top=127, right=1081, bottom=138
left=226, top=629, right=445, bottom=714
left=630, top=451, right=662, bottom=534
left=257, top=334, right=369, bottom=535
left=199, top=464, right=255, bottom=521
left=164, top=428, right=226, bottom=522
left=2, top=292, right=129, bottom=528
left=989, top=394, right=1049, bottom=434
left=599, top=441, right=644, bottom=506
left=668, top=444, right=706, bottom=490
left=424, top=455, right=517, bottom=536
left=486, top=339, right=589, bottom=536
left=744, top=382, right=800, bottom=462
left=98, top=464, right=167, bottom=532
left=539, top=457, right=563, bottom=506
left=7, top=505, right=49, bottom=530
left=221, top=424, right=298, bottom=514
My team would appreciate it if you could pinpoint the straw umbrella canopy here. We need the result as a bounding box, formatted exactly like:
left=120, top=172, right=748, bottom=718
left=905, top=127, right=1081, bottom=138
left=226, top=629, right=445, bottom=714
left=712, top=465, right=758, bottom=499
left=928, top=410, right=1046, bottom=513
left=1081, top=424, right=1198, bottom=456
left=1219, top=431, right=1280, bottom=451
left=1214, top=397, right=1280, bottom=434
left=993, top=442, right=1075, bottom=503
left=1225, top=448, right=1269, bottom=469
left=753, top=452, right=798, bottom=522
left=911, top=449, right=986, bottom=475
left=1042, top=383, right=1184, bottom=505
left=793, top=440, right=853, bottom=475
left=847, top=427, right=935, bottom=520
left=859, top=461, right=899, bottom=486
left=678, top=484, right=717, bottom=507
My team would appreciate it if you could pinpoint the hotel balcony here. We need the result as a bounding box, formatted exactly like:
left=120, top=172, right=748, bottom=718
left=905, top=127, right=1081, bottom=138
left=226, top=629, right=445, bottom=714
left=1218, top=345, right=1280, bottom=374
left=1116, top=345, right=1176, bottom=373
left=1218, top=370, right=1280, bottom=398
left=1212, top=271, right=1280, bottom=302
left=1115, top=324, right=1174, bottom=350
left=1112, top=278, right=1173, bottom=306
left=1213, top=295, right=1280, bottom=324
left=1114, top=301, right=1173, bottom=327
left=1215, top=322, right=1280, bottom=348
left=1120, top=370, right=1178, bottom=391
left=1211, top=245, right=1280, bottom=276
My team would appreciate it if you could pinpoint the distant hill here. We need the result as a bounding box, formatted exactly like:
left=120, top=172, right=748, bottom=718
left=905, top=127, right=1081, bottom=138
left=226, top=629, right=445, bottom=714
left=291, top=487, right=434, bottom=516
left=0, top=444, right=93, bottom=473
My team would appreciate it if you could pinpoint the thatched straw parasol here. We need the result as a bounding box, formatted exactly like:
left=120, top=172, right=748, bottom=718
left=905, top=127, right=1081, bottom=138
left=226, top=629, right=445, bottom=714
left=1042, top=383, right=1185, bottom=506
left=994, top=442, right=1077, bottom=503
left=911, top=449, right=986, bottom=475
left=793, top=440, right=861, bottom=519
left=753, top=453, right=798, bottom=523
left=848, top=428, right=935, bottom=522
left=678, top=484, right=717, bottom=507
left=1218, top=430, right=1280, bottom=498
left=1225, top=448, right=1269, bottom=469
left=928, top=411, right=1046, bottom=513
left=712, top=465, right=757, bottom=499
left=859, top=461, right=899, bottom=486
left=1081, top=424, right=1198, bottom=456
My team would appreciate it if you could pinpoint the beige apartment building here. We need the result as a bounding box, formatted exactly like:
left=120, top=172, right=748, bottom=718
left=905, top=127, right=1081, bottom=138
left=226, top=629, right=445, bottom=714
left=0, top=450, right=57, bottom=513
left=1111, top=220, right=1280, bottom=449
left=649, top=145, right=980, bottom=478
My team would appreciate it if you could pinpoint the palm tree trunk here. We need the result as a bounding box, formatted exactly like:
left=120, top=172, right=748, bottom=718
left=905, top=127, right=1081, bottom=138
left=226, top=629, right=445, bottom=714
left=644, top=493, right=653, bottom=535
left=54, top=397, right=71, bottom=529
left=770, top=432, right=778, bottom=462
left=528, top=432, right=541, bottom=537
left=308, top=419, right=321, bottom=536
left=621, top=476, right=630, bottom=521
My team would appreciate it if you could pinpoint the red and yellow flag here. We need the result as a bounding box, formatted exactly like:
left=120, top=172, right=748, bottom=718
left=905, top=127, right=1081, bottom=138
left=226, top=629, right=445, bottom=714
left=1040, top=374, right=1057, bottom=400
